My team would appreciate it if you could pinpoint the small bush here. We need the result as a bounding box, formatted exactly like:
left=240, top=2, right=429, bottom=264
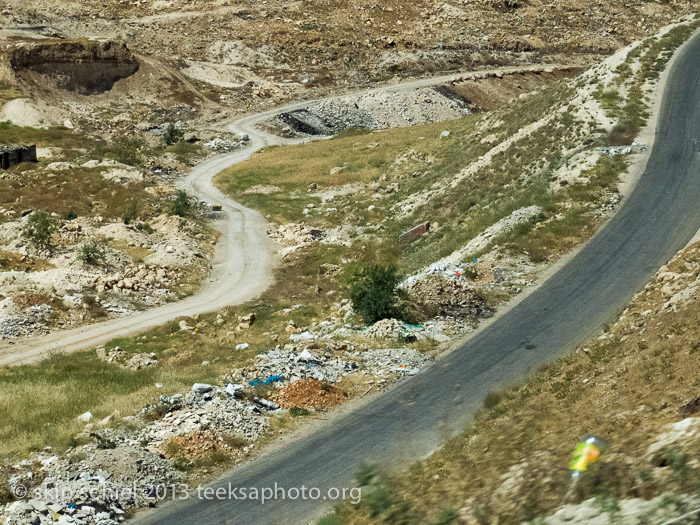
left=434, top=508, right=458, bottom=525
left=111, top=137, right=142, bottom=166
left=163, top=440, right=183, bottom=457
left=23, top=210, right=59, bottom=249
left=96, top=437, right=117, bottom=450
left=348, top=264, right=405, bottom=324
left=122, top=200, right=138, bottom=225
left=483, top=390, right=504, bottom=410
left=163, top=123, right=184, bottom=145
left=82, top=295, right=107, bottom=318
left=462, top=265, right=478, bottom=280
left=76, top=239, right=107, bottom=266
left=171, top=190, right=191, bottom=217
left=63, top=210, right=77, bottom=221
left=136, top=222, right=154, bottom=235
left=290, top=406, right=311, bottom=417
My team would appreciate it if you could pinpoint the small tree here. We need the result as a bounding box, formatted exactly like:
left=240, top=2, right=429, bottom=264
left=77, top=239, right=107, bottom=266
left=348, top=264, right=405, bottom=325
left=163, top=123, right=184, bottom=145
left=23, top=210, right=58, bottom=249
left=171, top=190, right=191, bottom=217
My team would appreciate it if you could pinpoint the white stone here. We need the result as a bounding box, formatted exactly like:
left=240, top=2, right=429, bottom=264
left=77, top=411, right=93, bottom=423
left=191, top=383, right=213, bottom=394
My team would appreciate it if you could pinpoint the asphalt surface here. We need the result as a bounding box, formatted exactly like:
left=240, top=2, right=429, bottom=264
left=136, top=31, right=700, bottom=525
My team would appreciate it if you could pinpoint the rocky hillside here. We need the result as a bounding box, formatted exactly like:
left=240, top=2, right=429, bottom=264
left=1, top=0, right=696, bottom=105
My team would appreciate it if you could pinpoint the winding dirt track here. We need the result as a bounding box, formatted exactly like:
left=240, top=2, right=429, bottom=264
left=0, top=66, right=552, bottom=366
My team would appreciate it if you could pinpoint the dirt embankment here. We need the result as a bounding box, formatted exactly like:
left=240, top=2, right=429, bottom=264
left=8, top=39, right=139, bottom=94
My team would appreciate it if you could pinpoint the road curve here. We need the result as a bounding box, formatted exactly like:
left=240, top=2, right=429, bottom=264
left=0, top=128, right=278, bottom=366
left=0, top=65, right=561, bottom=366
left=136, top=31, right=700, bottom=525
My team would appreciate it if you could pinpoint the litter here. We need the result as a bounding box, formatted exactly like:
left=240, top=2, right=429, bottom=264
left=249, top=374, right=284, bottom=387
left=569, top=435, right=608, bottom=476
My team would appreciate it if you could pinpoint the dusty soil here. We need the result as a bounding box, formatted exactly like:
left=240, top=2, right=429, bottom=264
left=271, top=379, right=348, bottom=410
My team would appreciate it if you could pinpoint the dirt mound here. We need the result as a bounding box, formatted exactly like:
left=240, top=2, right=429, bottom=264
left=0, top=98, right=57, bottom=127
left=271, top=379, right=347, bottom=410
left=163, top=430, right=244, bottom=458
left=407, top=276, right=494, bottom=320
left=9, top=39, right=139, bottom=94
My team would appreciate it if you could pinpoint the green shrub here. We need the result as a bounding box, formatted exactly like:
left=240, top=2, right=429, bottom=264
left=76, top=239, right=107, bottom=266
left=111, top=137, right=142, bottom=166
left=434, top=509, right=458, bottom=525
left=318, top=515, right=347, bottom=525
left=482, top=390, right=504, bottom=410
left=462, top=265, right=478, bottom=280
left=290, top=406, right=311, bottom=417
left=22, top=210, right=59, bottom=249
left=122, top=200, right=139, bottom=225
left=348, top=264, right=405, bottom=324
left=171, top=190, right=191, bottom=217
left=163, top=123, right=184, bottom=145
left=63, top=210, right=78, bottom=221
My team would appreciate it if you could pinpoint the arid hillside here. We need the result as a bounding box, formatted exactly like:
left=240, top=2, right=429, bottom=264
left=1, top=0, right=696, bottom=105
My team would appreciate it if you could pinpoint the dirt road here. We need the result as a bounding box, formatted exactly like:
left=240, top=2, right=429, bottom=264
left=0, top=65, right=550, bottom=366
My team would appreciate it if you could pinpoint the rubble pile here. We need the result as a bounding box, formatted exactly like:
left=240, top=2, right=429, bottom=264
left=599, top=141, right=647, bottom=157
left=271, top=379, right=347, bottom=410
left=162, top=430, right=245, bottom=458
left=1, top=445, right=181, bottom=525
left=245, top=349, right=351, bottom=384
left=270, top=88, right=468, bottom=137
left=142, top=386, right=269, bottom=447
left=405, top=276, right=494, bottom=319
left=266, top=223, right=333, bottom=258
left=419, top=316, right=472, bottom=341
left=0, top=303, right=51, bottom=339
left=97, top=346, right=158, bottom=371
left=94, top=264, right=178, bottom=294
left=358, top=348, right=432, bottom=378
left=202, top=135, right=248, bottom=153
left=363, top=318, right=411, bottom=340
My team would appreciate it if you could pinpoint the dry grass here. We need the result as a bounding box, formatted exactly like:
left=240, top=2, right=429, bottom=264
left=216, top=121, right=475, bottom=225
left=329, top=241, right=700, bottom=524
left=0, top=81, right=23, bottom=105
left=0, top=250, right=54, bottom=272
left=107, top=240, right=153, bottom=263
left=0, top=165, right=162, bottom=223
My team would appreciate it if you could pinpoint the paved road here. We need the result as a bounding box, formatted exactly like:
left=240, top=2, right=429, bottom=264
left=137, top=31, right=700, bottom=525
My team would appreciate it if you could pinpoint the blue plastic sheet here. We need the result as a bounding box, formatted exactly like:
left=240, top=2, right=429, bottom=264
left=249, top=375, right=284, bottom=386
